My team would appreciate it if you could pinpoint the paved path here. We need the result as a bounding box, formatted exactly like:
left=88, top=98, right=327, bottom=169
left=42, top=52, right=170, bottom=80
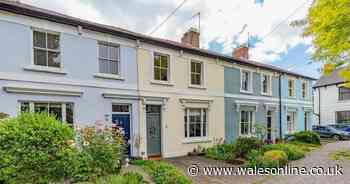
left=261, top=141, right=350, bottom=184
left=166, top=141, right=350, bottom=184
left=166, top=156, right=264, bottom=184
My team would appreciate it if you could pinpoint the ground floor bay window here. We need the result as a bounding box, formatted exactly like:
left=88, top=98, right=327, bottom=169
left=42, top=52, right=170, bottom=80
left=336, top=111, right=350, bottom=124
left=240, top=110, right=254, bottom=136
left=19, top=101, right=74, bottom=125
left=184, top=108, right=207, bottom=138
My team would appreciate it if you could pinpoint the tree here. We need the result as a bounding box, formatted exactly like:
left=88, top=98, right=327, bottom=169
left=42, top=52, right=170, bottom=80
left=303, top=0, right=350, bottom=82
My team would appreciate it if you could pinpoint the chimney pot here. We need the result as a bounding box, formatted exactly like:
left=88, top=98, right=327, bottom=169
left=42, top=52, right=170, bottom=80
left=233, top=46, right=249, bottom=60
left=181, top=27, right=200, bottom=48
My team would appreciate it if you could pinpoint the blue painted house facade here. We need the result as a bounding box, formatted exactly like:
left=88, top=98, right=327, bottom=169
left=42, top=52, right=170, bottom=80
left=224, top=61, right=314, bottom=142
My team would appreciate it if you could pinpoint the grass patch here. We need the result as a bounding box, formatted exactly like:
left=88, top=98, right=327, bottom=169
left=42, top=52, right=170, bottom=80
left=331, top=149, right=350, bottom=161
left=77, top=172, right=148, bottom=184
left=131, top=160, right=192, bottom=184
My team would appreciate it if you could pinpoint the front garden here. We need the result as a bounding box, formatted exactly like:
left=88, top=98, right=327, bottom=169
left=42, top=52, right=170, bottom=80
left=204, top=131, right=321, bottom=169
left=0, top=113, right=191, bottom=184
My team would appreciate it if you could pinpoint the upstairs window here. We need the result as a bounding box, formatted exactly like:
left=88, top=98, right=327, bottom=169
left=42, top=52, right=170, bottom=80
left=190, top=60, right=203, bottom=86
left=98, top=42, right=120, bottom=75
left=33, top=30, right=60, bottom=68
left=288, top=79, right=295, bottom=97
left=241, top=70, right=252, bottom=92
left=339, top=87, right=350, bottom=101
left=261, top=74, right=272, bottom=95
left=154, top=52, right=169, bottom=81
left=302, top=81, right=308, bottom=98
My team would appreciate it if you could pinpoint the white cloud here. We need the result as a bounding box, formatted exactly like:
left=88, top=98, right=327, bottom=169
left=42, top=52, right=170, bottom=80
left=20, top=0, right=313, bottom=63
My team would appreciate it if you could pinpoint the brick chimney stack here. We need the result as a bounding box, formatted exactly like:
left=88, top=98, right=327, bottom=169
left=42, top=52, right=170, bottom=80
left=181, top=27, right=200, bottom=48
left=233, top=45, right=249, bottom=60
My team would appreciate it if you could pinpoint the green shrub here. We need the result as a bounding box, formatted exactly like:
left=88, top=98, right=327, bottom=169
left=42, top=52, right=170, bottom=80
left=262, top=144, right=305, bottom=161
left=235, top=137, right=263, bottom=158
left=263, top=150, right=288, bottom=166
left=97, top=172, right=147, bottom=184
left=246, top=149, right=288, bottom=168
left=292, top=131, right=321, bottom=145
left=0, top=113, right=77, bottom=184
left=73, top=127, right=125, bottom=182
left=205, top=143, right=236, bottom=161
left=132, top=160, right=192, bottom=184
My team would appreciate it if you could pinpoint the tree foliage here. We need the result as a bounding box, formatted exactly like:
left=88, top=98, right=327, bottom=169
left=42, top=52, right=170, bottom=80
left=304, top=0, right=350, bottom=82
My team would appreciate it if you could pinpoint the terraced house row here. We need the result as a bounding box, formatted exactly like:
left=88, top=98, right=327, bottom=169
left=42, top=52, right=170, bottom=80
left=0, top=1, right=315, bottom=158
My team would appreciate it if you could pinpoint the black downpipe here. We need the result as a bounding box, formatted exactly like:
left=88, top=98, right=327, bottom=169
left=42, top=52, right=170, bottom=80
left=278, top=74, right=283, bottom=139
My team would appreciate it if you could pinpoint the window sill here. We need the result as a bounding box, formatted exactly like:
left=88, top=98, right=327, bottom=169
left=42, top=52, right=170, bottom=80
left=240, top=90, right=253, bottom=94
left=261, top=93, right=272, bottom=97
left=23, top=65, right=67, bottom=74
left=150, top=80, right=175, bottom=86
left=188, top=85, right=206, bottom=90
left=94, top=73, right=124, bottom=80
left=182, top=137, right=211, bottom=144
left=288, top=96, right=297, bottom=99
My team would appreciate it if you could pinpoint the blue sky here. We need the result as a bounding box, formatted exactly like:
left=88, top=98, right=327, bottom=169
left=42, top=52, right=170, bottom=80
left=22, top=0, right=321, bottom=79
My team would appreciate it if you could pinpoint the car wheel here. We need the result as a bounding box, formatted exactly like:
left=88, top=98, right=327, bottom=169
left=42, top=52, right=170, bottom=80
left=332, top=135, right=341, bottom=141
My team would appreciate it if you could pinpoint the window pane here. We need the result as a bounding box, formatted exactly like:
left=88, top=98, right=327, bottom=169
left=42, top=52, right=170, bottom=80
left=20, top=102, right=30, bottom=112
left=109, top=46, right=119, bottom=60
left=112, top=105, right=129, bottom=112
left=160, top=68, right=168, bottom=81
left=154, top=67, right=161, bottom=80
left=49, top=103, right=62, bottom=121
left=161, top=55, right=168, bottom=68
left=33, top=31, right=46, bottom=48
left=154, top=54, right=161, bottom=67
left=109, top=61, right=119, bottom=75
left=34, top=103, right=48, bottom=113
left=196, top=63, right=202, bottom=73
left=47, top=33, right=60, bottom=50
left=191, top=62, right=196, bottom=73
left=99, top=44, right=108, bottom=58
left=99, top=59, right=109, bottom=74
left=34, top=49, right=47, bottom=66
left=48, top=51, right=60, bottom=68
left=66, top=103, right=74, bottom=125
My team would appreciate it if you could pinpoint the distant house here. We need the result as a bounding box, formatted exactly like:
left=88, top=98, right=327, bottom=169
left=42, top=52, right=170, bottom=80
left=314, top=68, right=350, bottom=125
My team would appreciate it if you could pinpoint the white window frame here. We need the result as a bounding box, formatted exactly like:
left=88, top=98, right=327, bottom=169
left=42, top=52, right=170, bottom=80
left=18, top=101, right=74, bottom=124
left=261, top=73, right=272, bottom=96
left=189, top=60, right=205, bottom=88
left=151, top=52, right=174, bottom=86
left=95, top=41, right=122, bottom=78
left=240, top=69, right=253, bottom=93
left=301, top=80, right=308, bottom=99
left=288, top=78, right=296, bottom=98
left=184, top=108, right=208, bottom=139
left=31, top=28, right=61, bottom=68
left=287, top=111, right=297, bottom=134
left=239, top=110, right=255, bottom=136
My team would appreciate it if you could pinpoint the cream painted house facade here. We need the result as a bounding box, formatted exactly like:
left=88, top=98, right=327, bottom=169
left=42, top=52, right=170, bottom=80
left=136, top=43, right=225, bottom=158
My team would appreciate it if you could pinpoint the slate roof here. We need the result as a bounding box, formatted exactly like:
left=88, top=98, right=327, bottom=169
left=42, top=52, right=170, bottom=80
left=0, top=0, right=317, bottom=80
left=314, top=68, right=347, bottom=88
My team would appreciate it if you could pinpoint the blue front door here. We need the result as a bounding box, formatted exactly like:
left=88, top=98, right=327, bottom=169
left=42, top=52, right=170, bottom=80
left=112, top=114, right=131, bottom=156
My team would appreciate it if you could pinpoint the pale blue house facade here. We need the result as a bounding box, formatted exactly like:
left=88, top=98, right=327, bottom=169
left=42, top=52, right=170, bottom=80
left=0, top=7, right=141, bottom=156
left=224, top=62, right=314, bottom=142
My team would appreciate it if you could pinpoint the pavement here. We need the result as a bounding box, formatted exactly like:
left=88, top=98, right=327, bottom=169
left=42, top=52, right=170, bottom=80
left=166, top=141, right=350, bottom=184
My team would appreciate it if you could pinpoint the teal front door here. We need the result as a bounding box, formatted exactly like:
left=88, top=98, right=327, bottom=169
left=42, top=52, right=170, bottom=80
left=146, top=105, right=161, bottom=156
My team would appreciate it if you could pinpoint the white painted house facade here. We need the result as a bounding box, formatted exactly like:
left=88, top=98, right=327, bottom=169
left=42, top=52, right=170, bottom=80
left=314, top=68, right=350, bottom=125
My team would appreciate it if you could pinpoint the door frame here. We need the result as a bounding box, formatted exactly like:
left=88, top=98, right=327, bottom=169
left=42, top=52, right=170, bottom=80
left=111, top=103, right=132, bottom=155
left=142, top=97, right=168, bottom=158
